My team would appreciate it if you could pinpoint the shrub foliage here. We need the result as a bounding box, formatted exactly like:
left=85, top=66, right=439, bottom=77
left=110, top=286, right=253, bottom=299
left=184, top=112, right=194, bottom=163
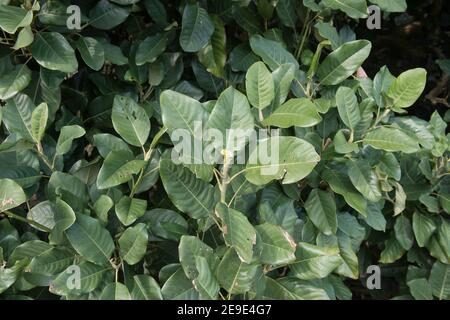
left=0, top=0, right=449, bottom=300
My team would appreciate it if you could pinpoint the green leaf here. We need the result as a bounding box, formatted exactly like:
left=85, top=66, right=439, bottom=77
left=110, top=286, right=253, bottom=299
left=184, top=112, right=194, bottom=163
left=245, top=136, right=320, bottom=186
left=0, top=259, right=28, bottom=294
left=93, top=195, right=114, bottom=223
left=93, top=133, right=131, bottom=158
left=119, top=223, right=148, bottom=265
left=245, top=61, right=275, bottom=110
left=193, top=256, right=220, bottom=299
left=270, top=63, right=296, bottom=110
left=255, top=223, right=296, bottom=265
left=0, top=4, right=33, bottom=34
left=31, top=32, right=78, bottom=73
left=180, top=3, right=214, bottom=53
left=47, top=172, right=89, bottom=212
left=56, top=125, right=85, bottom=155
left=65, top=214, right=115, bottom=266
left=136, top=33, right=168, bottom=66
left=365, top=202, right=386, bottom=232
left=28, top=247, right=74, bottom=276
left=100, top=282, right=132, bottom=300
left=363, top=127, right=420, bottom=153
left=143, top=0, right=167, bottom=27
left=2, top=93, right=34, bottom=142
left=88, top=0, right=130, bottom=30
left=30, top=103, right=48, bottom=143
left=26, top=201, right=56, bottom=232
left=232, top=6, right=262, bottom=34
left=412, top=211, right=437, bottom=247
left=329, top=275, right=352, bottom=300
left=50, top=262, right=112, bottom=296
left=76, top=37, right=105, bottom=71
left=336, top=233, right=359, bottom=279
left=378, top=153, right=401, bottom=181
left=394, top=215, right=414, bottom=250
left=97, top=150, right=146, bottom=190
left=179, top=236, right=216, bottom=280
left=259, top=196, right=298, bottom=237
left=369, top=0, right=407, bottom=13
left=437, top=59, right=450, bottom=75
left=322, top=0, right=368, bottom=19
left=315, top=21, right=341, bottom=50
left=291, top=243, right=341, bottom=280
left=215, top=203, right=256, bottom=264
left=131, top=275, right=162, bottom=300
left=198, top=15, right=227, bottom=78
left=205, top=87, right=254, bottom=153
left=160, top=90, right=208, bottom=136
left=112, top=95, right=150, bottom=147
left=160, top=154, right=216, bottom=219
left=336, top=87, right=361, bottom=130
left=373, top=65, right=395, bottom=108
left=12, top=26, right=34, bottom=50
left=387, top=68, right=427, bottom=109
left=347, top=159, right=382, bottom=202
left=334, top=130, right=359, bottom=154
left=145, top=208, right=188, bottom=242
left=0, top=179, right=26, bottom=213
left=27, top=198, right=76, bottom=241
left=408, top=278, right=433, bottom=300
left=0, top=64, right=31, bottom=100
left=262, top=276, right=330, bottom=300
left=216, top=248, right=259, bottom=294
left=262, top=98, right=322, bottom=128
left=161, top=267, right=199, bottom=300
left=250, top=35, right=299, bottom=71
left=49, top=198, right=76, bottom=244
left=427, top=235, right=450, bottom=265
left=317, top=40, right=371, bottom=86
left=8, top=240, right=51, bottom=266
left=429, top=262, right=450, bottom=300
left=97, top=38, right=128, bottom=65
left=436, top=219, right=450, bottom=263
left=0, top=163, right=40, bottom=190
left=379, top=235, right=405, bottom=264
left=276, top=0, right=298, bottom=27
left=305, top=189, right=338, bottom=236
left=229, top=44, right=260, bottom=72
left=115, top=196, right=147, bottom=227
left=322, top=168, right=367, bottom=217
left=37, top=0, right=85, bottom=26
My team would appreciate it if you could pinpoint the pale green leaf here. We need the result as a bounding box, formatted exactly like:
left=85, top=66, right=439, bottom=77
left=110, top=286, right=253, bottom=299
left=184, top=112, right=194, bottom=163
left=215, top=203, right=256, bottom=264
left=317, top=40, right=371, bottom=86
left=65, top=214, right=115, bottom=266
left=262, top=98, right=322, bottom=128
left=245, top=136, right=320, bottom=186
left=305, top=189, right=338, bottom=236
left=246, top=61, right=275, bottom=110
left=112, top=95, right=150, bottom=147
left=31, top=32, right=78, bottom=73
left=119, top=223, right=148, bottom=265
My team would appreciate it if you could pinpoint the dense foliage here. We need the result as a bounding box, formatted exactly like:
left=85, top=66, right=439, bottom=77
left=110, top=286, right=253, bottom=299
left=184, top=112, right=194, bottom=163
left=0, top=0, right=449, bottom=300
